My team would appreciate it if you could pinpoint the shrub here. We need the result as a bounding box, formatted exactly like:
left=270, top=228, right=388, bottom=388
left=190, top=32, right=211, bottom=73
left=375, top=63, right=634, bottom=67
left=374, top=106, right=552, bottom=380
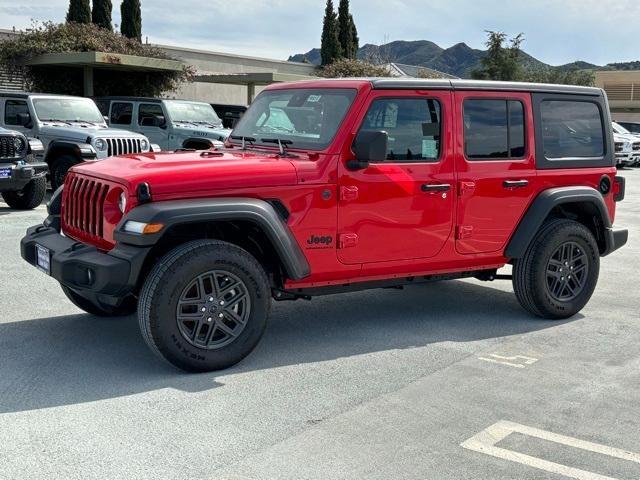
left=0, top=22, right=195, bottom=96
left=319, top=58, right=391, bottom=78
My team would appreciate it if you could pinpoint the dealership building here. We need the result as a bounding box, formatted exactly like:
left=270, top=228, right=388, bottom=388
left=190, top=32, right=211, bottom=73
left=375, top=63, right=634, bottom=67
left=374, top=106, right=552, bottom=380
left=595, top=70, right=640, bottom=122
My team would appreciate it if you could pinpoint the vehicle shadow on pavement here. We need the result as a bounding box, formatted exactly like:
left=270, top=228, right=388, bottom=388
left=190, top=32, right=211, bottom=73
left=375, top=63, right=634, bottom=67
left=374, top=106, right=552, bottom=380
left=0, top=280, right=575, bottom=413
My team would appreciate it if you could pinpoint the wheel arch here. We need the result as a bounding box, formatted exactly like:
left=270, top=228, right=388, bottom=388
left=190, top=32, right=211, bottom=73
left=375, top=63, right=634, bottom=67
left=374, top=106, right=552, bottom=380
left=182, top=138, right=218, bottom=150
left=505, top=186, right=613, bottom=259
left=114, top=198, right=311, bottom=287
left=44, top=141, right=95, bottom=168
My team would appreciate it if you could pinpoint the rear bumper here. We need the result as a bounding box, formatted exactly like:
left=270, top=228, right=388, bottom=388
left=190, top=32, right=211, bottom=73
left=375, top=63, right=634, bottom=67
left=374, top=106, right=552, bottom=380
left=602, top=228, right=628, bottom=257
left=20, top=218, right=150, bottom=307
left=0, top=162, right=48, bottom=191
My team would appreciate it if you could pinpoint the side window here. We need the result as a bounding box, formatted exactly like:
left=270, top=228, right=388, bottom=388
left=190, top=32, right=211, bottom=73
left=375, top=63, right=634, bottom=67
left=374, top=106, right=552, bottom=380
left=360, top=98, right=442, bottom=162
left=138, top=103, right=164, bottom=126
left=540, top=100, right=604, bottom=159
left=110, top=102, right=133, bottom=125
left=4, top=100, right=29, bottom=126
left=464, top=99, right=525, bottom=160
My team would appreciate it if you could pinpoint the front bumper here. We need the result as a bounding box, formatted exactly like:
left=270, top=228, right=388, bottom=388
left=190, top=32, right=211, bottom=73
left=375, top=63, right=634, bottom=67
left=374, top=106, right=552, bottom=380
left=21, top=218, right=150, bottom=307
left=0, top=161, right=48, bottom=191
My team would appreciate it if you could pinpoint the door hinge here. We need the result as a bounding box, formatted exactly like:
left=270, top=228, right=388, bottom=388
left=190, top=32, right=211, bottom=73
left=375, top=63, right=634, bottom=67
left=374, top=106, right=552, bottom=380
left=456, top=225, right=473, bottom=240
left=338, top=233, right=359, bottom=249
left=340, top=185, right=359, bottom=202
left=458, top=181, right=476, bottom=196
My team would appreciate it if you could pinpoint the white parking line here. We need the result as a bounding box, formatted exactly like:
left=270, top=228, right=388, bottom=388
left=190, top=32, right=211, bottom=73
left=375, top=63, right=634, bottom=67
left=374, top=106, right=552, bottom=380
left=477, top=354, right=539, bottom=368
left=461, top=420, right=640, bottom=480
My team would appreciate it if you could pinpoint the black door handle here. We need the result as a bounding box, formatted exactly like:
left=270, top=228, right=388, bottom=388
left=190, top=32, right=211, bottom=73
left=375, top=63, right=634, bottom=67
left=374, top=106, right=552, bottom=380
left=421, top=183, right=451, bottom=193
left=503, top=180, right=529, bottom=188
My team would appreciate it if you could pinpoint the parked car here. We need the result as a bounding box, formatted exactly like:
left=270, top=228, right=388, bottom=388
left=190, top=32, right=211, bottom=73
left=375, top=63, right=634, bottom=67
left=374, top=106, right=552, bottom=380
left=21, top=79, right=627, bottom=372
left=211, top=103, right=247, bottom=129
left=0, top=127, right=47, bottom=209
left=0, top=92, right=154, bottom=189
left=96, top=97, right=231, bottom=151
left=612, top=123, right=640, bottom=167
left=616, top=121, right=640, bottom=134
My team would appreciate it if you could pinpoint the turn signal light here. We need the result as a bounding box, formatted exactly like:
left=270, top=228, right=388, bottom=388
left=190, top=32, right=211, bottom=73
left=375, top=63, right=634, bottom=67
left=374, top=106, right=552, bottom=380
left=123, top=221, right=164, bottom=234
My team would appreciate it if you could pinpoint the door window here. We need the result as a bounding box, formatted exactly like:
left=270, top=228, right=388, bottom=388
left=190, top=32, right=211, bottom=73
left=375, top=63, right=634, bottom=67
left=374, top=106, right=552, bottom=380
left=138, top=103, right=164, bottom=126
left=464, top=99, right=525, bottom=160
left=359, top=98, right=442, bottom=162
left=110, top=102, right=133, bottom=125
left=4, top=100, right=29, bottom=126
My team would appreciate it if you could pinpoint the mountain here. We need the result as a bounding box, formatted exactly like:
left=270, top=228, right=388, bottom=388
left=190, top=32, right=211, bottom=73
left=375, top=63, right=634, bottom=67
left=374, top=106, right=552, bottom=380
left=288, top=40, right=638, bottom=78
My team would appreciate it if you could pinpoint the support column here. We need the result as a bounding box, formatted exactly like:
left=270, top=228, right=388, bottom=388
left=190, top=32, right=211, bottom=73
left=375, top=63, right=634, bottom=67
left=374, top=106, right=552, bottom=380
left=247, top=82, right=256, bottom=105
left=83, top=66, right=94, bottom=97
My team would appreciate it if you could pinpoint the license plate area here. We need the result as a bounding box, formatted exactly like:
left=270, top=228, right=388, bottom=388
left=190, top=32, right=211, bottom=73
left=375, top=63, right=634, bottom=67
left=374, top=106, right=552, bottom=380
left=35, top=244, right=51, bottom=275
left=0, top=167, right=11, bottom=179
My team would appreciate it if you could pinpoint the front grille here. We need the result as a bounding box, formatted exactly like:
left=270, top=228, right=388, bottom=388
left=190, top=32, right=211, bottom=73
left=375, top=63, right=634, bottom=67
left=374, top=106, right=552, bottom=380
left=0, top=135, right=17, bottom=159
left=615, top=142, right=623, bottom=153
left=62, top=175, right=109, bottom=238
left=105, top=137, right=143, bottom=157
left=633, top=142, right=640, bottom=151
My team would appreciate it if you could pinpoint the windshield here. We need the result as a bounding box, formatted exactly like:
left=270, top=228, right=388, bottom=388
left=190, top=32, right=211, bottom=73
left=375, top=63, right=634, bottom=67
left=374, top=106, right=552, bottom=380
left=165, top=101, right=222, bottom=126
left=33, top=97, right=105, bottom=124
left=231, top=88, right=357, bottom=150
left=612, top=122, right=631, bottom=134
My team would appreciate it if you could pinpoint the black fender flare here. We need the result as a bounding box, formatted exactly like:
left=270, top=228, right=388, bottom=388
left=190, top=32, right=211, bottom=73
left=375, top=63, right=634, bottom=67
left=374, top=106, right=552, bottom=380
left=44, top=141, right=97, bottom=167
left=181, top=137, right=219, bottom=149
left=505, top=186, right=614, bottom=259
left=113, top=198, right=311, bottom=280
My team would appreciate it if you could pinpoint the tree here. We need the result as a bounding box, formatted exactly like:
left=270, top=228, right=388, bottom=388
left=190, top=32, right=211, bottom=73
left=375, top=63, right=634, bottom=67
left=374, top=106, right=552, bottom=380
left=92, top=0, right=113, bottom=30
left=471, top=31, right=524, bottom=81
left=320, top=0, right=340, bottom=66
left=66, top=0, right=91, bottom=24
left=349, top=14, right=359, bottom=58
left=319, top=58, right=391, bottom=78
left=337, top=0, right=354, bottom=59
left=120, top=0, right=142, bottom=42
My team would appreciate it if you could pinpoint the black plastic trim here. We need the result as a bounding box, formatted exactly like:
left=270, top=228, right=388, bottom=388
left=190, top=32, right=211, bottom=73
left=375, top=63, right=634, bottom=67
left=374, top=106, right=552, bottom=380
left=505, top=186, right=616, bottom=258
left=45, top=141, right=97, bottom=165
left=614, top=176, right=626, bottom=202
left=114, top=198, right=311, bottom=280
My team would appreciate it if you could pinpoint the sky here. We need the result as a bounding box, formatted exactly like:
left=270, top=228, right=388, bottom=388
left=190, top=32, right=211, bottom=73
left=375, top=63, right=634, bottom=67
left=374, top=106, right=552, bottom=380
left=1, top=0, right=639, bottom=66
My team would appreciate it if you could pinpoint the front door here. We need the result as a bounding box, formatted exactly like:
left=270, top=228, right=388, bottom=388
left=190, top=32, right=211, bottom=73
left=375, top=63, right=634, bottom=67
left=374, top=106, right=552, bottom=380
left=136, top=103, right=170, bottom=150
left=454, top=91, right=538, bottom=254
left=337, top=91, right=455, bottom=265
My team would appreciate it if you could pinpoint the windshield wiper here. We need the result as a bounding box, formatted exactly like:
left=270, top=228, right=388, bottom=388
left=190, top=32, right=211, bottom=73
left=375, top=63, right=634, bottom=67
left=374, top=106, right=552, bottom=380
left=230, top=135, right=256, bottom=150
left=41, top=118, right=73, bottom=125
left=261, top=138, right=297, bottom=157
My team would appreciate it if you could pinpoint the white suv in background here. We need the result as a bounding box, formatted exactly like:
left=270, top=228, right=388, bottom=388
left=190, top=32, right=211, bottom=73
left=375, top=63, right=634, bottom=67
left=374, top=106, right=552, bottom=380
left=612, top=122, right=640, bottom=167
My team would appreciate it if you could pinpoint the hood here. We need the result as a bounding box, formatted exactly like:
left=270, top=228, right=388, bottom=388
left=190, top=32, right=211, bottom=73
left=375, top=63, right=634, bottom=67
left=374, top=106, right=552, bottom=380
left=71, top=149, right=299, bottom=196
left=174, top=123, right=232, bottom=139
left=39, top=123, right=147, bottom=141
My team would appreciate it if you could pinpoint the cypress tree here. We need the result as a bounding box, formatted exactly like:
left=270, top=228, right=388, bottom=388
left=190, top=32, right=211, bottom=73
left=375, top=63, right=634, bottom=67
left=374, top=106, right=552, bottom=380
left=66, top=0, right=91, bottom=23
left=120, top=0, right=142, bottom=42
left=349, top=14, right=359, bottom=59
left=92, top=0, right=113, bottom=30
left=320, top=0, right=340, bottom=66
left=337, top=0, right=353, bottom=59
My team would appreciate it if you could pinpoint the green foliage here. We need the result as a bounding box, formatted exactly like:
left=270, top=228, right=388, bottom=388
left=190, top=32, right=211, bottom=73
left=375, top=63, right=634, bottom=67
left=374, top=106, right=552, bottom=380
left=337, top=0, right=355, bottom=59
left=471, top=31, right=524, bottom=81
left=320, top=0, right=340, bottom=66
left=349, top=14, right=359, bottom=58
left=92, top=0, right=113, bottom=30
left=319, top=58, right=391, bottom=78
left=0, top=22, right=195, bottom=96
left=120, top=0, right=142, bottom=42
left=522, top=67, right=595, bottom=86
left=66, top=0, right=91, bottom=24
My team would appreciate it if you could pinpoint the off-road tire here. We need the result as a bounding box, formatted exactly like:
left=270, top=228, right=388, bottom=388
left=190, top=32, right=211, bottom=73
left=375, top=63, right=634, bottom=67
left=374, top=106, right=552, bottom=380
left=51, top=155, right=79, bottom=190
left=62, top=286, right=137, bottom=317
left=513, top=219, right=600, bottom=319
left=1, top=177, right=46, bottom=210
left=138, top=240, right=271, bottom=372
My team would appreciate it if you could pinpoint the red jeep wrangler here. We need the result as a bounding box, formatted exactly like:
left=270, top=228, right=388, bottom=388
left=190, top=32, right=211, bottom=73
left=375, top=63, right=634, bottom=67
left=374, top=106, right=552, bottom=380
left=21, top=79, right=628, bottom=372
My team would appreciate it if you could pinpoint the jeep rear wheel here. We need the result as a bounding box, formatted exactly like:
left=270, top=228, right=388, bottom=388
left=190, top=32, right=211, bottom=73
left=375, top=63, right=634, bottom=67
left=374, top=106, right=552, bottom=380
left=51, top=155, right=79, bottom=190
left=512, top=219, right=600, bottom=319
left=1, top=177, right=46, bottom=210
left=138, top=240, right=270, bottom=372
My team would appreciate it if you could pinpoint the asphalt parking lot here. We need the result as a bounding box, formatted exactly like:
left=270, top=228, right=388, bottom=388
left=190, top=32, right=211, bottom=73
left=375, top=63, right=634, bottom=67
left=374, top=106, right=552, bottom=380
left=0, top=171, right=639, bottom=480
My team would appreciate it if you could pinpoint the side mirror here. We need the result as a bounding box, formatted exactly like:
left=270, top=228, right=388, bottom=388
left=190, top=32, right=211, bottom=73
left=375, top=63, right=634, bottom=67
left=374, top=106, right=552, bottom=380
left=16, top=112, right=32, bottom=128
left=348, top=130, right=388, bottom=170
left=154, top=115, right=167, bottom=129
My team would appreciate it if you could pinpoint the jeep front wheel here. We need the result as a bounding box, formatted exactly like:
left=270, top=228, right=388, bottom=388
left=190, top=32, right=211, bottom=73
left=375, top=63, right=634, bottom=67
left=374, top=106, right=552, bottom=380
left=138, top=240, right=271, bottom=372
left=51, top=155, right=79, bottom=190
left=512, top=219, right=600, bottom=319
left=1, top=177, right=47, bottom=210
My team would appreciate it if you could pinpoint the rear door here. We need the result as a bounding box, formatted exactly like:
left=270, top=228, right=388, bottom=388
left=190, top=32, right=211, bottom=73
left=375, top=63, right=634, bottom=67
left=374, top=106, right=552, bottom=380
left=136, top=103, right=169, bottom=149
left=337, top=90, right=455, bottom=264
left=454, top=91, right=537, bottom=254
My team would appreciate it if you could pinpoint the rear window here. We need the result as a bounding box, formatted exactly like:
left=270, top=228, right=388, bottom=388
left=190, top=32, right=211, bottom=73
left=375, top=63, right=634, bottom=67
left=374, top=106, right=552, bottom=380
left=540, top=100, right=605, bottom=159
left=464, top=100, right=525, bottom=160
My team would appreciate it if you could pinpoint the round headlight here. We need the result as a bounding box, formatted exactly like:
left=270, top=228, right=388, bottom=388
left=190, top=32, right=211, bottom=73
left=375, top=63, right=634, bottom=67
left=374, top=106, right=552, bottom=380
left=13, top=136, right=26, bottom=153
left=118, top=192, right=127, bottom=214
left=140, top=139, right=149, bottom=151
left=94, top=138, right=107, bottom=151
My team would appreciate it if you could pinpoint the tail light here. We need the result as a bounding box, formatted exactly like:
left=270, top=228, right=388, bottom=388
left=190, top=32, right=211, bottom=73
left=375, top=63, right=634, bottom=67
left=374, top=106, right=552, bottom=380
left=613, top=176, right=625, bottom=202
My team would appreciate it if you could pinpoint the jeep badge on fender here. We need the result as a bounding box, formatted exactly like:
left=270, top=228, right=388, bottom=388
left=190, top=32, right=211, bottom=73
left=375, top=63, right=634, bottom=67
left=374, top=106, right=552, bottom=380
left=21, top=78, right=627, bottom=373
